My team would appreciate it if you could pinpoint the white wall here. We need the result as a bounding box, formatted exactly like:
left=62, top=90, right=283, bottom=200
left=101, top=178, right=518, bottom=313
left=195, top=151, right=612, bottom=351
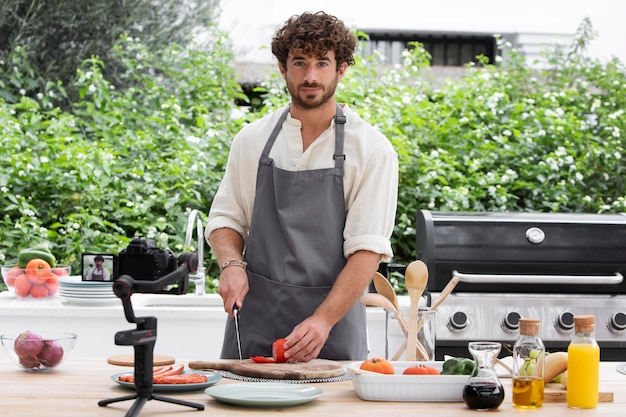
left=217, top=0, right=626, bottom=66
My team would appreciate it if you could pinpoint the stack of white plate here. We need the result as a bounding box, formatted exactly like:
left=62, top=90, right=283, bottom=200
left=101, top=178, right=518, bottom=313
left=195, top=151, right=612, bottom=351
left=58, top=276, right=119, bottom=306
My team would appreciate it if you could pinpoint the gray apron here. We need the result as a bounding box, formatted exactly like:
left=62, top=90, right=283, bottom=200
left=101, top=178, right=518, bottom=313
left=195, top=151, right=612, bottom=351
left=220, top=105, right=367, bottom=360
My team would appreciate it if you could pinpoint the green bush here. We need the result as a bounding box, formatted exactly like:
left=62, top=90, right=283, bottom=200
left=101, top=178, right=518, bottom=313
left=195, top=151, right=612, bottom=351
left=0, top=29, right=244, bottom=292
left=0, top=18, right=624, bottom=295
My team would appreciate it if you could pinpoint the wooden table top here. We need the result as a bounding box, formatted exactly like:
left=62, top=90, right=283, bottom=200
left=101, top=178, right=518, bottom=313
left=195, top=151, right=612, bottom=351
left=1, top=357, right=625, bottom=416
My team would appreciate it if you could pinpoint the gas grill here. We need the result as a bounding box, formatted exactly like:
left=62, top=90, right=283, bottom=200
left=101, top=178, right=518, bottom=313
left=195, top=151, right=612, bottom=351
left=416, top=210, right=626, bottom=360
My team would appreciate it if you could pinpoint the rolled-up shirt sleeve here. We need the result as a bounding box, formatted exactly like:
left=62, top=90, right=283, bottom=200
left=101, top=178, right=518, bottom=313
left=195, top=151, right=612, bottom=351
left=342, top=132, right=398, bottom=261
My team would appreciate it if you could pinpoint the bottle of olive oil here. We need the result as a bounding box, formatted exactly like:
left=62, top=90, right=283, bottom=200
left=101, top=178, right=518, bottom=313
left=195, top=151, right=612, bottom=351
left=567, top=315, right=600, bottom=409
left=512, top=318, right=545, bottom=408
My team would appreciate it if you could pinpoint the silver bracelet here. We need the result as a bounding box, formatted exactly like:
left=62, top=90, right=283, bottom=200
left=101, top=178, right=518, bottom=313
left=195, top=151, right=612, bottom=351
left=220, top=259, right=247, bottom=272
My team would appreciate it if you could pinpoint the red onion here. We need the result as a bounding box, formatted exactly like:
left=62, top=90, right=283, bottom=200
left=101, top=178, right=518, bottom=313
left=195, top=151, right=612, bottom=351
left=14, top=331, right=44, bottom=358
left=39, top=340, right=64, bottom=367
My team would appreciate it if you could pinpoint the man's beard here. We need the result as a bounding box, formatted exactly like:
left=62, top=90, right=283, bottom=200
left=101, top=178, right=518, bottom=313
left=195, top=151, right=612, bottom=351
left=287, top=75, right=339, bottom=110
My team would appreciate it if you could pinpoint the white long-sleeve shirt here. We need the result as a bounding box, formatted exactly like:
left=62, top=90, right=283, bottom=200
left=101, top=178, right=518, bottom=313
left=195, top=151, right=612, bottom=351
left=206, top=104, right=398, bottom=260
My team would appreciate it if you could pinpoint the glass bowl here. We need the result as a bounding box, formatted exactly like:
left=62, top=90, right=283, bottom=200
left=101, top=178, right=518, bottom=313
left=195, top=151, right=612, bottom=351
left=1, top=264, right=71, bottom=299
left=1, top=331, right=77, bottom=372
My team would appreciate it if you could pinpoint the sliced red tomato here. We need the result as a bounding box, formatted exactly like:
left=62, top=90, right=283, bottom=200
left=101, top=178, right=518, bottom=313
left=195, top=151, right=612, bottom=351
left=250, top=356, right=275, bottom=363
left=272, top=338, right=288, bottom=363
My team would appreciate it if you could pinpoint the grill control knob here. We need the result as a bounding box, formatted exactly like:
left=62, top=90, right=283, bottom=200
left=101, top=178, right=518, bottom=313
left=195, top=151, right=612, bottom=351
left=609, top=312, right=626, bottom=334
left=555, top=311, right=575, bottom=333
left=447, top=311, right=469, bottom=333
left=501, top=312, right=521, bottom=333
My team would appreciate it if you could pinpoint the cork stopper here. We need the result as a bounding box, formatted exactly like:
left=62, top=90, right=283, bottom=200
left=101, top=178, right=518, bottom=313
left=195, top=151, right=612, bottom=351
left=519, top=318, right=541, bottom=336
left=574, top=315, right=595, bottom=333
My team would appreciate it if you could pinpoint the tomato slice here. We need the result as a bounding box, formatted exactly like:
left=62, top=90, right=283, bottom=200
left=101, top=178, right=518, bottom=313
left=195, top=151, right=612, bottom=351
left=272, top=338, right=288, bottom=363
left=250, top=356, right=275, bottom=363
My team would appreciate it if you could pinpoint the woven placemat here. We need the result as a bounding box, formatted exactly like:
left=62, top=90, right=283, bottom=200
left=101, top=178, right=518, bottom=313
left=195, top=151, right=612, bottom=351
left=213, top=369, right=353, bottom=384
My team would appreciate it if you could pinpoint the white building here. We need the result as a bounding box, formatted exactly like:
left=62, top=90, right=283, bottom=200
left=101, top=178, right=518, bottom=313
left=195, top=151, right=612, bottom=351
left=217, top=0, right=626, bottom=71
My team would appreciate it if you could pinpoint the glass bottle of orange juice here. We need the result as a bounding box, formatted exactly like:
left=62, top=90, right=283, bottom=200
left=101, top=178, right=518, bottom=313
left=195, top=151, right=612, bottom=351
left=567, top=315, right=600, bottom=409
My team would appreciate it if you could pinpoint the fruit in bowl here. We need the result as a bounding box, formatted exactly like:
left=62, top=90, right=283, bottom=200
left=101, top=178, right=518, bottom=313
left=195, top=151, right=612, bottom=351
left=2, top=242, right=70, bottom=299
left=2, top=263, right=70, bottom=299
left=1, top=331, right=77, bottom=371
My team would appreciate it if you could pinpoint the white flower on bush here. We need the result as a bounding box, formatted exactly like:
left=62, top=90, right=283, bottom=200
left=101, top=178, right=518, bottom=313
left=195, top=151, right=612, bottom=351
left=610, top=126, right=620, bottom=138
left=186, top=135, right=201, bottom=144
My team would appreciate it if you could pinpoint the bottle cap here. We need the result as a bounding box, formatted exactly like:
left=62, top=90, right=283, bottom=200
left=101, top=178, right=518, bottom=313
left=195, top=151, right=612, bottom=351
left=573, top=315, right=595, bottom=333
left=519, top=318, right=541, bottom=336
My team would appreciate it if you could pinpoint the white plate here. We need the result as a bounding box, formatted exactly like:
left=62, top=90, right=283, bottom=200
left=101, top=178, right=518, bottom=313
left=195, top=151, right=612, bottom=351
left=59, top=276, right=113, bottom=286
left=348, top=361, right=469, bottom=402
left=205, top=383, right=323, bottom=407
left=112, top=370, right=221, bottom=392
left=59, top=291, right=115, bottom=298
left=60, top=296, right=120, bottom=306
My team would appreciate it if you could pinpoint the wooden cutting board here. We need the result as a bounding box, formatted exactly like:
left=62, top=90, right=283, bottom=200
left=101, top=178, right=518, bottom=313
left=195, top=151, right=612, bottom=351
left=188, top=359, right=344, bottom=380
left=107, top=354, right=175, bottom=367
left=544, top=384, right=614, bottom=403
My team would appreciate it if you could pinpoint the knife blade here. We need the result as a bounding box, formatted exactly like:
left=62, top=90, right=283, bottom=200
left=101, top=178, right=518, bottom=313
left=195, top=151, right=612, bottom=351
left=232, top=305, right=243, bottom=363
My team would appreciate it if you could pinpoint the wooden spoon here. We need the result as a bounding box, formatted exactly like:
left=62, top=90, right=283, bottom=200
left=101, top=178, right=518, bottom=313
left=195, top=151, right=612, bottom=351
left=404, top=260, right=429, bottom=361
left=391, top=274, right=461, bottom=360
left=360, top=293, right=409, bottom=335
left=373, top=272, right=400, bottom=311
left=360, top=293, right=429, bottom=360
left=360, top=293, right=400, bottom=314
left=372, top=272, right=411, bottom=341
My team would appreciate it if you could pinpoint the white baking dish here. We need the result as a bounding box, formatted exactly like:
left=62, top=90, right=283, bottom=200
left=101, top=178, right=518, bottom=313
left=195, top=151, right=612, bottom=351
left=347, top=361, right=469, bottom=402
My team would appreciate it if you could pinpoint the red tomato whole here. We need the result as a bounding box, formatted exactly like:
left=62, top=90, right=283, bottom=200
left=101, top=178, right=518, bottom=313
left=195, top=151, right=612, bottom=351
left=360, top=358, right=395, bottom=374
left=272, top=338, right=288, bottom=363
left=402, top=365, right=440, bottom=375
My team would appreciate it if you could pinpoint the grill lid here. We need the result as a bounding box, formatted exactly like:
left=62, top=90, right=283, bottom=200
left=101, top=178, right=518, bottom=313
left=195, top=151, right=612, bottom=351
left=416, top=210, right=626, bottom=294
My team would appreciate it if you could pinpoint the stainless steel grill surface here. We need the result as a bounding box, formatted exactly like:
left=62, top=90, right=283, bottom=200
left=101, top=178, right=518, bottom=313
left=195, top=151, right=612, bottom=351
left=416, top=210, right=626, bottom=360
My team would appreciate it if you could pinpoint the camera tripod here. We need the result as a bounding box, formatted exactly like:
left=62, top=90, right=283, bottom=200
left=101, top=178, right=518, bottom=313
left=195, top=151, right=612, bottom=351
left=98, top=257, right=204, bottom=417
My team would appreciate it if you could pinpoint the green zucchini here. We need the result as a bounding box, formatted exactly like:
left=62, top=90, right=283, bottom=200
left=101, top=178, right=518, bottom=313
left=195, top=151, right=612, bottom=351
left=17, top=249, right=57, bottom=268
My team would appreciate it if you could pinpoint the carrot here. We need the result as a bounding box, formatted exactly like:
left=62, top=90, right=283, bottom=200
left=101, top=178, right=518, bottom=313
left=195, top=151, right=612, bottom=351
left=154, top=373, right=208, bottom=384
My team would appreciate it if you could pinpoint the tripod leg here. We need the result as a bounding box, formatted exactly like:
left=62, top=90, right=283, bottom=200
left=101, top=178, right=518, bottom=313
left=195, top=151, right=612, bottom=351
left=152, top=394, right=205, bottom=411
left=98, top=394, right=138, bottom=407
left=124, top=396, right=149, bottom=417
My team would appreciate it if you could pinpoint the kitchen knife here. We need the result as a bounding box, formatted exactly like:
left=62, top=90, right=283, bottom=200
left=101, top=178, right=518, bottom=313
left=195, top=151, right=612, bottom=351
left=233, top=305, right=243, bottom=363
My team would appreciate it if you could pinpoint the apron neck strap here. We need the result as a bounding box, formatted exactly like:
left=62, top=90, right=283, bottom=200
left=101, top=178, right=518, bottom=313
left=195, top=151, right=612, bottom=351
left=261, top=104, right=346, bottom=169
left=333, top=104, right=346, bottom=169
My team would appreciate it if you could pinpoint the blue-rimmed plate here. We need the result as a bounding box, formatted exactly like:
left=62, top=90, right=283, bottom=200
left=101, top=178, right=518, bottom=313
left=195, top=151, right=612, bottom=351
left=112, top=370, right=221, bottom=392
left=205, top=383, right=323, bottom=407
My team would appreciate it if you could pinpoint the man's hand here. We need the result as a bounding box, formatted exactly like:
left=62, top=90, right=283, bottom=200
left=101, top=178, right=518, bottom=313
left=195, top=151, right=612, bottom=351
left=282, top=314, right=333, bottom=362
left=217, top=266, right=249, bottom=317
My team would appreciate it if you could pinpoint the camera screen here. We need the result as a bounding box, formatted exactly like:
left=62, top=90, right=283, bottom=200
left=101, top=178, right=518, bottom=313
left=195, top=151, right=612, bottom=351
left=117, top=253, right=158, bottom=281
left=82, top=254, right=116, bottom=282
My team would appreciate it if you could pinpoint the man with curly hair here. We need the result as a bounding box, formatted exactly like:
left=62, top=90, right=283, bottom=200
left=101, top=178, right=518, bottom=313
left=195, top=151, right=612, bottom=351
left=207, top=11, right=398, bottom=361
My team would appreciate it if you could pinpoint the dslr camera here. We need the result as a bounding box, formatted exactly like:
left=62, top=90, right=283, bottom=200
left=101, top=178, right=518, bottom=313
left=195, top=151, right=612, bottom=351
left=117, top=238, right=186, bottom=294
